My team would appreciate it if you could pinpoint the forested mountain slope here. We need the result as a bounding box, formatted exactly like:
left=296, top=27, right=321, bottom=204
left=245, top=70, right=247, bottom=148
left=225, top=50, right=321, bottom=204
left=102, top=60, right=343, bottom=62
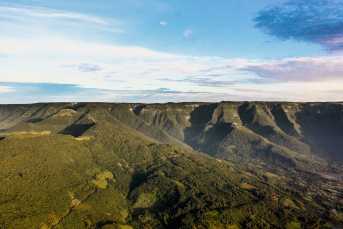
left=1, top=101, right=342, bottom=172
left=0, top=102, right=343, bottom=228
left=0, top=121, right=326, bottom=228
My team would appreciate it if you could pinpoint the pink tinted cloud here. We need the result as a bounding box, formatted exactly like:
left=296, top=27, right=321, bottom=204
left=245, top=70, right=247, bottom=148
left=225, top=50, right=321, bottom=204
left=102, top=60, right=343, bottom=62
left=242, top=56, right=343, bottom=83
left=203, top=56, right=343, bottom=83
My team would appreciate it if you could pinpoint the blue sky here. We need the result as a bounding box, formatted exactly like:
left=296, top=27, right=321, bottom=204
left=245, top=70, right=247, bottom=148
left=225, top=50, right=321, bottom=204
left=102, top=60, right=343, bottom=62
left=0, top=0, right=343, bottom=103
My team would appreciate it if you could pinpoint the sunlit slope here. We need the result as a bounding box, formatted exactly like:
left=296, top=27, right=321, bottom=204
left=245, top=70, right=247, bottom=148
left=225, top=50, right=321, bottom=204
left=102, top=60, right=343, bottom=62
left=1, top=103, right=192, bottom=151
left=0, top=103, right=81, bottom=131
left=0, top=121, right=323, bottom=228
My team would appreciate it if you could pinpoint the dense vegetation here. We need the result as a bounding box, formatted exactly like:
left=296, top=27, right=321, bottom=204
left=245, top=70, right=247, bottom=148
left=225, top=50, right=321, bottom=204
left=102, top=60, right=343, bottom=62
left=0, top=121, right=328, bottom=228
left=0, top=102, right=342, bottom=228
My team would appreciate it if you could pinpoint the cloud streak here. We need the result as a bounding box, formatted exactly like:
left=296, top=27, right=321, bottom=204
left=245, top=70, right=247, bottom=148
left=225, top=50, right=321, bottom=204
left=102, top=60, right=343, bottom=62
left=78, top=63, right=104, bottom=72
left=62, top=63, right=106, bottom=72
left=240, top=56, right=343, bottom=83
left=160, top=76, right=237, bottom=87
left=0, top=6, right=109, bottom=24
left=0, top=86, right=14, bottom=93
left=0, top=38, right=180, bottom=60
left=202, top=56, right=343, bottom=83
left=254, top=0, right=343, bottom=52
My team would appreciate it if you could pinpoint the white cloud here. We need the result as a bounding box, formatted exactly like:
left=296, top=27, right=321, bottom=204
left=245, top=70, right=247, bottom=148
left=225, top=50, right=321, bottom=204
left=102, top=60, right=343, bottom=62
left=0, top=40, right=28, bottom=54
left=0, top=6, right=125, bottom=36
left=0, top=6, right=109, bottom=24
left=0, top=86, right=14, bottom=93
left=0, top=38, right=181, bottom=60
left=183, top=29, right=192, bottom=38
left=159, top=21, right=167, bottom=26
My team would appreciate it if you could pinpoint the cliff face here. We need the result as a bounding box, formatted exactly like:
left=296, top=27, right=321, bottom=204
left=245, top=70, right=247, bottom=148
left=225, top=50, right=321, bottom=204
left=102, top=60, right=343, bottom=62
left=1, top=101, right=342, bottom=172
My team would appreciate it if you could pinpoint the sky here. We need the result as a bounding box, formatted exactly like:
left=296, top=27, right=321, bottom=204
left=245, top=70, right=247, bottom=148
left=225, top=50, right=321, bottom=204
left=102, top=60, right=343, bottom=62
left=1, top=0, right=343, bottom=103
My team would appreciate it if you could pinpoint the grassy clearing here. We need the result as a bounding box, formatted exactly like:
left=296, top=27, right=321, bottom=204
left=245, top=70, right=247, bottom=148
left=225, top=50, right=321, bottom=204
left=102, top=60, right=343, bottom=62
left=119, top=225, right=133, bottom=229
left=264, top=172, right=278, bottom=177
left=286, top=221, right=301, bottom=229
left=91, top=171, right=115, bottom=189
left=172, top=180, right=185, bottom=188
left=86, top=168, right=101, bottom=177
left=1, top=131, right=51, bottom=136
left=133, top=193, right=157, bottom=208
left=75, top=136, right=93, bottom=141
left=204, top=222, right=236, bottom=229
left=240, top=182, right=257, bottom=190
left=206, top=211, right=219, bottom=216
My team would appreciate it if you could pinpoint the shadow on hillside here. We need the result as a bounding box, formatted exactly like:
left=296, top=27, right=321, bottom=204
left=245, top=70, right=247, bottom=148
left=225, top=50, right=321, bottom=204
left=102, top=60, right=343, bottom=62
left=65, top=102, right=87, bottom=110
left=27, top=103, right=49, bottom=120
left=128, top=172, right=148, bottom=194
left=25, top=118, right=43, bottom=123
left=237, top=102, right=254, bottom=125
left=133, top=105, right=146, bottom=116
left=293, top=103, right=343, bottom=164
left=269, top=103, right=297, bottom=136
left=59, top=123, right=95, bottom=137
left=96, top=221, right=115, bottom=228
left=183, top=103, right=219, bottom=148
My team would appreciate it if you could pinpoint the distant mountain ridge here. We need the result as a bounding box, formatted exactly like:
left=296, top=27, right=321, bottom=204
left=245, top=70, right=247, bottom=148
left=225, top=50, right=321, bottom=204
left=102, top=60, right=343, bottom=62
left=1, top=101, right=342, bottom=173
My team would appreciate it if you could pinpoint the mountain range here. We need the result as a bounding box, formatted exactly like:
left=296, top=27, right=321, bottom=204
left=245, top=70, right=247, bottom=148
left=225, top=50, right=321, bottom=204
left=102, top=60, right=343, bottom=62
left=0, top=101, right=342, bottom=228
left=1, top=102, right=342, bottom=171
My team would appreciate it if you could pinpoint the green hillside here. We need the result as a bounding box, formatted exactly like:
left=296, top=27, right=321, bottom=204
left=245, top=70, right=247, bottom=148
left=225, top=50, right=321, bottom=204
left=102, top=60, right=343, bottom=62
left=0, top=121, right=327, bottom=228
